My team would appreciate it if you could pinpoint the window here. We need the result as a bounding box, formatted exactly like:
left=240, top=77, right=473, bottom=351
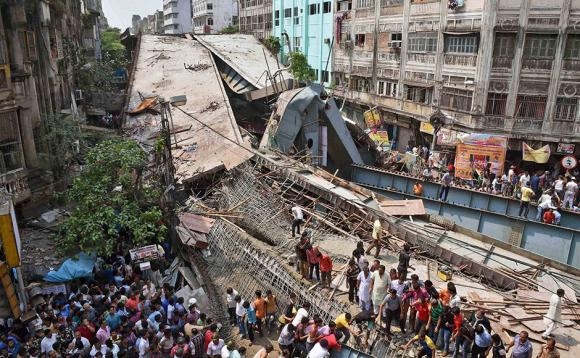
left=294, top=6, right=299, bottom=16
left=377, top=80, right=398, bottom=97
left=441, top=88, right=473, bottom=112
left=207, top=17, right=213, bottom=26
left=485, top=93, right=507, bottom=115
left=207, top=3, right=213, bottom=10
left=294, top=37, right=301, bottom=52
left=555, top=97, right=577, bottom=121
left=310, top=68, right=319, bottom=80
left=275, top=10, right=280, bottom=19
left=355, top=78, right=369, bottom=92
left=356, top=0, right=373, bottom=8
left=408, top=32, right=437, bottom=52
left=321, top=70, right=330, bottom=83
left=309, top=3, right=320, bottom=14
left=339, top=1, right=352, bottom=10
left=445, top=36, right=478, bottom=54
left=493, top=33, right=515, bottom=57
left=232, top=16, right=238, bottom=25
left=173, top=24, right=178, bottom=29
left=284, top=8, right=292, bottom=17
left=18, top=31, right=36, bottom=61
left=405, top=86, right=432, bottom=104
left=294, top=17, right=300, bottom=25
left=564, top=34, right=580, bottom=59
left=391, top=33, right=402, bottom=42
left=323, top=1, right=331, bottom=13
left=0, top=111, right=23, bottom=174
left=515, top=95, right=547, bottom=119
left=381, top=0, right=402, bottom=6
left=355, top=34, right=366, bottom=47
left=524, top=34, right=557, bottom=58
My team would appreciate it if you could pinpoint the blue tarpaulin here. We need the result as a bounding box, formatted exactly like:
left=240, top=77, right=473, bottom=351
left=44, top=253, right=96, bottom=282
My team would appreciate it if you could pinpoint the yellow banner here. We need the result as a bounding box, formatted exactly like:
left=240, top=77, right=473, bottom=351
left=522, top=142, right=550, bottom=163
left=364, top=107, right=382, bottom=128
left=0, top=202, right=20, bottom=268
left=368, top=130, right=389, bottom=146
left=419, top=122, right=435, bottom=134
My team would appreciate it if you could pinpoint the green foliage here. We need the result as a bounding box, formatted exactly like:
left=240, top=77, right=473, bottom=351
left=263, top=36, right=281, bottom=55
left=219, top=25, right=239, bottom=34
left=289, top=52, right=314, bottom=82
left=59, top=139, right=167, bottom=257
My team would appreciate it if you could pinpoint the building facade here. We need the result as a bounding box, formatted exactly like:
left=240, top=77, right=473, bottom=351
left=163, top=0, right=193, bottom=34
left=155, top=11, right=165, bottom=34
left=273, top=0, right=334, bottom=85
left=192, top=0, right=238, bottom=34
left=332, top=0, right=580, bottom=150
left=239, top=0, right=273, bottom=39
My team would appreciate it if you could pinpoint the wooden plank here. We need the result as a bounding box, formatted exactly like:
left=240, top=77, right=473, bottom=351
left=378, top=199, right=426, bottom=216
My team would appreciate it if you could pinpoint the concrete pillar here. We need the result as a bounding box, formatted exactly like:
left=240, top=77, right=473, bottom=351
left=397, top=0, right=411, bottom=102
left=504, top=0, right=531, bottom=120
left=472, top=0, right=498, bottom=114
left=370, top=0, right=380, bottom=92
left=433, top=0, right=449, bottom=107
left=543, top=0, right=572, bottom=131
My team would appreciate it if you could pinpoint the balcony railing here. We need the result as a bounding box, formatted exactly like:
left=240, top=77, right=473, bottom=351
left=511, top=118, right=544, bottom=132
left=407, top=52, right=436, bottom=64
left=378, top=52, right=400, bottom=62
left=492, top=56, right=513, bottom=69
left=443, top=54, right=477, bottom=67
left=551, top=120, right=575, bottom=134
left=474, top=116, right=505, bottom=130
left=1, top=169, right=30, bottom=204
left=562, top=59, right=580, bottom=72
left=527, top=17, right=559, bottom=30
left=521, top=58, right=553, bottom=71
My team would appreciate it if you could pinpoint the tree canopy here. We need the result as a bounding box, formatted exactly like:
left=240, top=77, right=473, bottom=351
left=289, top=52, right=314, bottom=82
left=59, top=139, right=167, bottom=257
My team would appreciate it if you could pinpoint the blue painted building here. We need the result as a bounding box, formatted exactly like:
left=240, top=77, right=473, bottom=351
left=272, top=0, right=333, bottom=85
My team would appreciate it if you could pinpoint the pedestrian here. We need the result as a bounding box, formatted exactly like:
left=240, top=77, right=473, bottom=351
left=278, top=323, right=296, bottom=357
left=279, top=292, right=297, bottom=329
left=553, top=209, right=561, bottom=225
left=563, top=177, right=577, bottom=209
left=370, top=265, right=390, bottom=316
left=235, top=295, right=247, bottom=339
left=402, top=279, right=430, bottom=333
left=450, top=317, right=472, bottom=358
left=471, top=324, right=492, bottom=358
left=226, top=287, right=239, bottom=326
left=491, top=333, right=507, bottom=358
left=537, top=193, right=555, bottom=222
left=468, top=309, right=491, bottom=334
left=296, top=232, right=311, bottom=278
left=415, top=298, right=430, bottom=334
left=365, top=219, right=384, bottom=258
left=506, top=331, right=533, bottom=358
left=253, top=342, right=275, bottom=358
left=356, top=266, right=372, bottom=311
left=426, top=298, right=443, bottom=342
left=334, top=313, right=355, bottom=344
left=369, top=259, right=380, bottom=272
left=543, top=208, right=556, bottom=224
left=307, top=338, right=330, bottom=358
left=536, top=337, right=560, bottom=358
left=403, top=329, right=436, bottom=358
left=253, top=290, right=266, bottom=337
left=439, top=169, right=454, bottom=201
left=379, top=288, right=404, bottom=335
left=345, top=259, right=361, bottom=304
left=318, top=251, right=333, bottom=288
left=306, top=244, right=320, bottom=281
left=440, top=306, right=454, bottom=356
left=264, top=290, right=278, bottom=333
left=542, top=289, right=564, bottom=339
left=243, top=301, right=256, bottom=345
left=305, top=317, right=322, bottom=352
left=206, top=333, right=225, bottom=358
left=397, top=243, right=414, bottom=281
left=519, top=183, right=535, bottom=218
left=291, top=205, right=304, bottom=238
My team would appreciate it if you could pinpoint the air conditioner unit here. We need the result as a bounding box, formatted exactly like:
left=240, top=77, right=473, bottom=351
left=74, top=89, right=84, bottom=101
left=324, top=38, right=331, bottom=44
left=388, top=41, right=402, bottom=48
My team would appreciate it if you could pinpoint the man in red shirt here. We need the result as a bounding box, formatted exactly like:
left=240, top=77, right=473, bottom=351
left=125, top=292, right=140, bottom=312
left=317, top=252, right=333, bottom=288
left=543, top=208, right=555, bottom=224
left=76, top=318, right=96, bottom=343
left=253, top=290, right=266, bottom=336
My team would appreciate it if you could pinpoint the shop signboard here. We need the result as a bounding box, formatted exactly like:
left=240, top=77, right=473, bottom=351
left=454, top=134, right=507, bottom=180
left=556, top=143, right=575, bottom=154
left=436, top=128, right=459, bottom=146
left=363, top=107, right=382, bottom=128
left=129, top=245, right=160, bottom=263
left=419, top=122, right=435, bottom=135
left=368, top=130, right=390, bottom=147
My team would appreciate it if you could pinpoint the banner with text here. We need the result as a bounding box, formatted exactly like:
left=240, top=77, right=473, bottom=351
left=454, top=143, right=507, bottom=180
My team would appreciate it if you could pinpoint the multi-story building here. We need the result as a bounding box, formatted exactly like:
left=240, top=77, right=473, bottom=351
left=273, top=0, right=334, bottom=85
left=333, top=0, right=580, bottom=151
left=154, top=11, right=165, bottom=34
left=82, top=0, right=103, bottom=60
left=192, top=0, right=238, bottom=34
left=132, top=15, right=142, bottom=34
left=239, top=0, right=273, bottom=39
left=163, top=0, right=193, bottom=34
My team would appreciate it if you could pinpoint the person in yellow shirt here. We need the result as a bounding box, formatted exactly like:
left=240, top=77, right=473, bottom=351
left=403, top=330, right=436, bottom=358
left=518, top=183, right=535, bottom=218
left=365, top=219, right=384, bottom=258
left=334, top=312, right=355, bottom=344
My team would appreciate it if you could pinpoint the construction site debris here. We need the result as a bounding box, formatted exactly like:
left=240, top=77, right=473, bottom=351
left=201, top=100, right=220, bottom=113
left=184, top=62, right=211, bottom=71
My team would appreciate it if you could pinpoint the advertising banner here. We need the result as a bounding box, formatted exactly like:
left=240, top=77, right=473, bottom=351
left=419, top=122, right=435, bottom=134
left=363, top=107, right=382, bottom=128
left=454, top=143, right=506, bottom=180
left=368, top=130, right=390, bottom=147
left=556, top=143, right=575, bottom=154
left=436, top=128, right=459, bottom=146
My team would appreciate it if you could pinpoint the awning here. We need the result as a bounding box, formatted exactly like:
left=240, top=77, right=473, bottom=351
left=402, top=80, right=434, bottom=88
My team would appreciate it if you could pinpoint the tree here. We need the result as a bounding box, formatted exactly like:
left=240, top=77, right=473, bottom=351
left=263, top=36, right=281, bottom=55
left=59, top=139, right=167, bottom=257
left=289, top=52, right=314, bottom=82
left=219, top=25, right=239, bottom=34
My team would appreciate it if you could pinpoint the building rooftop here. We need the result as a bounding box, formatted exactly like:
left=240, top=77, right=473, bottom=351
left=124, top=35, right=253, bottom=183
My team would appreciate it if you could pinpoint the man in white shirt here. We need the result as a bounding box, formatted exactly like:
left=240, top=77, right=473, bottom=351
left=235, top=295, right=247, bottom=338
left=226, top=287, right=239, bottom=326
left=554, top=176, right=565, bottom=199
left=563, top=177, right=578, bottom=209
left=542, top=289, right=565, bottom=339
left=291, top=205, right=304, bottom=238
left=40, top=329, right=58, bottom=356
left=519, top=171, right=530, bottom=188
left=307, top=339, right=330, bottom=358
left=291, top=302, right=310, bottom=326
left=206, top=333, right=225, bottom=358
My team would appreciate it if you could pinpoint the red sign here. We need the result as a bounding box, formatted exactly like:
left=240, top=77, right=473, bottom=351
left=561, top=155, right=578, bottom=169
